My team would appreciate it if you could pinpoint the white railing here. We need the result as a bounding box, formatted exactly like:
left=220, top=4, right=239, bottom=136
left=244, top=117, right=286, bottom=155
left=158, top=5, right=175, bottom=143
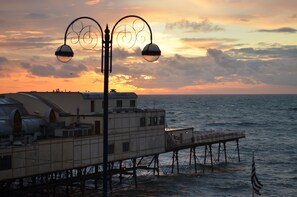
left=193, top=131, right=245, bottom=144
left=166, top=131, right=245, bottom=149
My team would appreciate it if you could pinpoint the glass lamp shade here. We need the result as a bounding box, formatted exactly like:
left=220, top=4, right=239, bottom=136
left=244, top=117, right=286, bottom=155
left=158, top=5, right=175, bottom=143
left=142, top=43, right=161, bottom=62
left=55, top=44, right=74, bottom=63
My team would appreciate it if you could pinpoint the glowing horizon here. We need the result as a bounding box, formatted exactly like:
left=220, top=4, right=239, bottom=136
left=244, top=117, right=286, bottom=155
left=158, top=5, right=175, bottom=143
left=1, top=0, right=297, bottom=94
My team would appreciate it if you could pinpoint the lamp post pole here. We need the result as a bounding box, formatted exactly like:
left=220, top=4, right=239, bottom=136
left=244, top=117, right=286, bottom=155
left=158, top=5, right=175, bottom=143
left=55, top=15, right=161, bottom=197
left=102, top=25, right=110, bottom=195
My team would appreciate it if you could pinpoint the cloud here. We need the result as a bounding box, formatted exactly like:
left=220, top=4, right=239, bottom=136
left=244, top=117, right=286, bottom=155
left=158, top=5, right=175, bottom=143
left=165, top=19, right=224, bottom=32
left=180, top=38, right=240, bottom=50
left=112, top=47, right=142, bottom=60
left=2, top=33, right=297, bottom=91
left=182, top=38, right=237, bottom=42
left=0, top=30, right=55, bottom=50
left=21, top=62, right=88, bottom=78
left=240, top=18, right=249, bottom=22
left=85, top=0, right=102, bottom=5
left=0, top=57, right=8, bottom=64
left=228, top=46, right=297, bottom=59
left=207, top=48, right=297, bottom=86
left=25, top=12, right=48, bottom=19
left=109, top=46, right=297, bottom=89
left=257, top=27, right=297, bottom=33
left=0, top=57, right=8, bottom=74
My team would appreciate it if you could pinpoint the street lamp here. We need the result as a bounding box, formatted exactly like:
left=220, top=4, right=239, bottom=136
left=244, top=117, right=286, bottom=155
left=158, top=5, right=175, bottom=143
left=55, top=15, right=160, bottom=197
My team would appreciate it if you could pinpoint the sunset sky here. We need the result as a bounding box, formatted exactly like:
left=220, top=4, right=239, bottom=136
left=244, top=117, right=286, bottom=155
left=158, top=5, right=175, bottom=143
left=1, top=0, right=297, bottom=94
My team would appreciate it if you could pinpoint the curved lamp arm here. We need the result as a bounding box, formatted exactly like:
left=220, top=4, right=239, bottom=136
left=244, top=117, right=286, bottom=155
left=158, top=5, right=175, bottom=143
left=109, top=15, right=161, bottom=71
left=111, top=15, right=153, bottom=43
left=63, top=16, right=104, bottom=45
left=55, top=16, right=104, bottom=66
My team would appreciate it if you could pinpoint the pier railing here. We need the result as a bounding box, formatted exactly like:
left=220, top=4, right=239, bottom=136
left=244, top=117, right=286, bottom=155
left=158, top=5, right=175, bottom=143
left=193, top=131, right=245, bottom=144
left=166, top=130, right=245, bottom=150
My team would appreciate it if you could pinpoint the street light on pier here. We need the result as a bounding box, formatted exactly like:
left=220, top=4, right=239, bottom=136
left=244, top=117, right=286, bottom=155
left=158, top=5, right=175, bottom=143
left=55, top=15, right=161, bottom=197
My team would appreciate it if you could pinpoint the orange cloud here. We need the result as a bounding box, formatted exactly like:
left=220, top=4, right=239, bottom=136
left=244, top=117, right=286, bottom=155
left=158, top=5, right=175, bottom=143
left=84, top=0, right=101, bottom=5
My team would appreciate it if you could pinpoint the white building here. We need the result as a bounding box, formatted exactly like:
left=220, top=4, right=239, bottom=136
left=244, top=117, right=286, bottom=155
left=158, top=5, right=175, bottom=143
left=0, top=90, right=166, bottom=181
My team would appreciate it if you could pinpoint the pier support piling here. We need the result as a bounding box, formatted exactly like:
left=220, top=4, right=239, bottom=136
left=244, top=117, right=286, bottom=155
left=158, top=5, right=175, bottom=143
left=209, top=144, right=213, bottom=171
left=204, top=145, right=207, bottom=165
left=236, top=139, right=241, bottom=162
left=223, top=142, right=227, bottom=164
left=153, top=155, right=160, bottom=176
left=193, top=147, right=197, bottom=174
left=189, top=147, right=198, bottom=174
left=218, top=142, right=221, bottom=162
left=133, top=158, right=137, bottom=188
left=94, top=165, right=98, bottom=189
left=171, top=151, right=179, bottom=174
left=109, top=163, right=113, bottom=192
left=119, top=161, right=123, bottom=183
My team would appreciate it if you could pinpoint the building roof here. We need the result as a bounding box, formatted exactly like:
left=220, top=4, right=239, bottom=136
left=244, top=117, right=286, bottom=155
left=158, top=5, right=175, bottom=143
left=19, top=92, right=66, bottom=114
left=0, top=97, right=27, bottom=116
left=81, top=92, right=138, bottom=100
left=0, top=96, right=22, bottom=105
left=15, top=91, right=138, bottom=100
left=0, top=96, right=45, bottom=136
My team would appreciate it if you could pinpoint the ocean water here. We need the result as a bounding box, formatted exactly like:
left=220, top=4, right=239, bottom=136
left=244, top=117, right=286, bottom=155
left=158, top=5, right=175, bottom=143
left=111, top=94, right=297, bottom=197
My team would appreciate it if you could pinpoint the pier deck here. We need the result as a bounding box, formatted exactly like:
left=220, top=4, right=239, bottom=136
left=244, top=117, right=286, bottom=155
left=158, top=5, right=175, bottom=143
left=0, top=130, right=245, bottom=196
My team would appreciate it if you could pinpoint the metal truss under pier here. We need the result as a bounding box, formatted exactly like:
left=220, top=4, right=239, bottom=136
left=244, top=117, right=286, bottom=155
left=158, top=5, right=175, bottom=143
left=0, top=131, right=245, bottom=196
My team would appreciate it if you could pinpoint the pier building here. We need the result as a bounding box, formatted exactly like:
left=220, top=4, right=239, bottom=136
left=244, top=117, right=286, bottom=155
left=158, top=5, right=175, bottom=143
left=0, top=91, right=245, bottom=195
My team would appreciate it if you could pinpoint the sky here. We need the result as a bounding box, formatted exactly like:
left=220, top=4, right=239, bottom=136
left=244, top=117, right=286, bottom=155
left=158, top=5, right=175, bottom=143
left=1, top=0, right=297, bottom=94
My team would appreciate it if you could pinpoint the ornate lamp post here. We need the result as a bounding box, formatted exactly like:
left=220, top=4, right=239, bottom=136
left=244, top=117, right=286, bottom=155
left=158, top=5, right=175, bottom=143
left=55, top=15, right=160, bottom=196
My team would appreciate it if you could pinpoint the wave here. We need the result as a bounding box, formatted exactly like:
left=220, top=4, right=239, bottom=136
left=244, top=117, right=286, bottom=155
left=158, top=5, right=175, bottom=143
left=206, top=121, right=259, bottom=127
left=237, top=122, right=259, bottom=126
left=288, top=107, right=297, bottom=111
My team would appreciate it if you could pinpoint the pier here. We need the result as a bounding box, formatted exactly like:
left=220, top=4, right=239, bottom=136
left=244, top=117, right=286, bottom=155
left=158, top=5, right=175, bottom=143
left=166, top=129, right=245, bottom=174
left=0, top=130, right=245, bottom=196
left=0, top=92, right=246, bottom=196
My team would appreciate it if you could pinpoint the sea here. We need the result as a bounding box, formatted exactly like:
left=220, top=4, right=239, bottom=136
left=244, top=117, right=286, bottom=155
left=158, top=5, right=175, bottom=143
left=110, top=94, right=297, bottom=197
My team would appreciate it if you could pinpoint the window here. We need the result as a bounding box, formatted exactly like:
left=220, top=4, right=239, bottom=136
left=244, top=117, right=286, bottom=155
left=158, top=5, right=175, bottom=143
left=13, top=110, right=22, bottom=135
left=159, top=116, right=165, bottom=125
left=140, top=117, right=146, bottom=127
left=63, top=130, right=68, bottom=137
left=108, top=144, right=115, bottom=154
left=149, top=116, right=158, bottom=126
left=122, top=142, right=130, bottom=152
left=130, top=100, right=136, bottom=107
left=149, top=117, right=153, bottom=125
left=0, top=155, right=12, bottom=171
left=117, top=100, right=122, bottom=108
left=49, top=109, right=56, bottom=123
left=95, top=121, right=100, bottom=135
left=91, top=100, right=95, bottom=112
